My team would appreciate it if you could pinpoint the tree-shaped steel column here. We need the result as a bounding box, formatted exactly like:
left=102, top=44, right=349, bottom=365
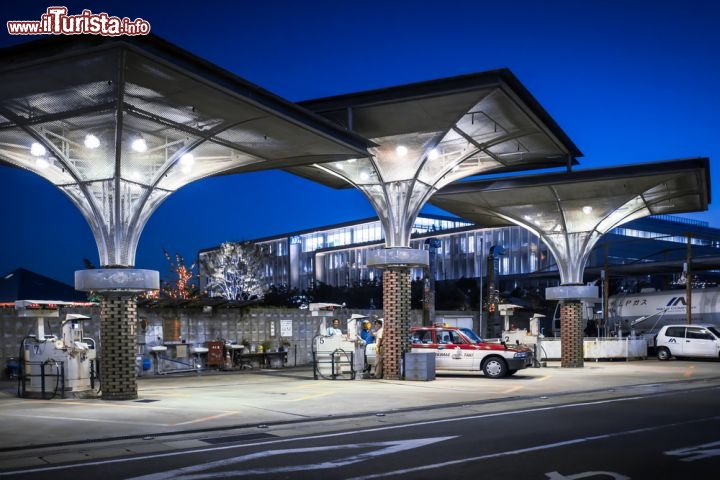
left=299, top=71, right=581, bottom=378
left=0, top=35, right=369, bottom=398
left=430, top=159, right=711, bottom=368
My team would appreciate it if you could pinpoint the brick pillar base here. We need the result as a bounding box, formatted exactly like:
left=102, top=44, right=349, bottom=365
left=100, top=295, right=138, bottom=400
left=382, top=267, right=411, bottom=380
left=560, top=301, right=584, bottom=368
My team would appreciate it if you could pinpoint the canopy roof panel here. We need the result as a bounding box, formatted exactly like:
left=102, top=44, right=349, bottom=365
left=292, top=69, right=583, bottom=189
left=430, top=158, right=711, bottom=283
left=0, top=34, right=372, bottom=266
left=0, top=34, right=372, bottom=180
left=430, top=158, right=710, bottom=231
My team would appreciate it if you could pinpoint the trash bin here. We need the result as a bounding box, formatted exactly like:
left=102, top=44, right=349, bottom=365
left=403, top=352, right=435, bottom=381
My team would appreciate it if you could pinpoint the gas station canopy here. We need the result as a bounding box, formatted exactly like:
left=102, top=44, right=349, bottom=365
left=429, top=158, right=710, bottom=230
left=429, top=157, right=711, bottom=284
left=0, top=34, right=370, bottom=267
left=293, top=69, right=582, bottom=190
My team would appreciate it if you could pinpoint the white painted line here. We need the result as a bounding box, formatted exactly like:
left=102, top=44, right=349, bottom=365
left=4, top=393, right=719, bottom=477
left=125, top=436, right=457, bottom=480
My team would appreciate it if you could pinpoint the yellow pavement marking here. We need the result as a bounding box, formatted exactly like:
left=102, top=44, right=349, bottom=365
left=138, top=391, right=200, bottom=398
left=289, top=391, right=336, bottom=402
left=287, top=382, right=326, bottom=391
left=54, top=400, right=203, bottom=411
left=502, top=386, right=524, bottom=394
left=173, top=411, right=238, bottom=426
left=4, top=413, right=172, bottom=427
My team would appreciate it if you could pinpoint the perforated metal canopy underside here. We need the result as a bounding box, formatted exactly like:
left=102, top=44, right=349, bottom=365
left=429, top=158, right=711, bottom=283
left=293, top=69, right=582, bottom=190
left=0, top=34, right=371, bottom=266
left=429, top=158, right=710, bottom=231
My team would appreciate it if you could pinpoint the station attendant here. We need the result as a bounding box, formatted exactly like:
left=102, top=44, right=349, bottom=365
left=326, top=318, right=342, bottom=336
left=360, top=319, right=374, bottom=344
left=372, top=319, right=383, bottom=378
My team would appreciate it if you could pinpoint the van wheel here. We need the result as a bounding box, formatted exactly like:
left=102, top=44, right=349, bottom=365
left=482, top=357, right=508, bottom=378
left=657, top=347, right=671, bottom=361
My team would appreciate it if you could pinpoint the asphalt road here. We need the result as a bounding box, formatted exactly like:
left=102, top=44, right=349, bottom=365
left=2, top=384, right=718, bottom=479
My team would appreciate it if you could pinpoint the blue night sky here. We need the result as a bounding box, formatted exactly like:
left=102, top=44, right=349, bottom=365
left=0, top=0, right=718, bottom=286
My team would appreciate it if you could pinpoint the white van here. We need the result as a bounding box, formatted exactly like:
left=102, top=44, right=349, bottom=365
left=654, top=324, right=720, bottom=361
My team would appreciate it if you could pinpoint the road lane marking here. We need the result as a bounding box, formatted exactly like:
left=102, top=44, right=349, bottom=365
left=124, top=436, right=457, bottom=480
left=348, top=416, right=720, bottom=479
left=665, top=439, right=720, bottom=461
left=5, top=393, right=719, bottom=477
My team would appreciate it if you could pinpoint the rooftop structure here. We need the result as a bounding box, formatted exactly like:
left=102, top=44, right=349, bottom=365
left=0, top=34, right=370, bottom=399
left=0, top=33, right=712, bottom=384
left=0, top=34, right=369, bottom=270
left=430, top=158, right=711, bottom=287
left=297, top=69, right=582, bottom=251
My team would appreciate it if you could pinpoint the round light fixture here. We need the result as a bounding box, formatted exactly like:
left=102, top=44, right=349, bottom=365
left=180, top=153, right=194, bottom=166
left=30, top=142, right=46, bottom=156
left=84, top=134, right=100, bottom=149
left=131, top=138, right=147, bottom=153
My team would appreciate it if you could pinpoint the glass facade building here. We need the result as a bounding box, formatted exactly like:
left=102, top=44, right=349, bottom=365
left=198, top=214, right=720, bottom=296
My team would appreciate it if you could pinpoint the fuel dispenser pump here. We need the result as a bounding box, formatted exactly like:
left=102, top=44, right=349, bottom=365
left=17, top=303, right=97, bottom=398
left=312, top=314, right=368, bottom=380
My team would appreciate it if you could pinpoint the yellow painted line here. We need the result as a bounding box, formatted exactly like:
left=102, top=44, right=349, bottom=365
left=502, top=386, right=523, bottom=394
left=5, top=413, right=172, bottom=427
left=287, top=382, right=325, bottom=391
left=41, top=400, right=222, bottom=413
left=172, top=411, right=238, bottom=426
left=137, top=392, right=196, bottom=398
left=533, top=375, right=551, bottom=382
left=289, top=391, right=335, bottom=402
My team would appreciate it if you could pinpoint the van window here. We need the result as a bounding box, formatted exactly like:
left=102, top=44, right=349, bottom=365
left=687, top=328, right=714, bottom=340
left=665, top=327, right=685, bottom=338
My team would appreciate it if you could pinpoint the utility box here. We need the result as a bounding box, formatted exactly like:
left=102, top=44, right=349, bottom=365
left=403, top=352, right=435, bottom=381
left=207, top=341, right=224, bottom=367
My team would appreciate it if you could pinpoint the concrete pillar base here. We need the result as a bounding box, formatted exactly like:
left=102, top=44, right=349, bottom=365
left=99, top=295, right=139, bottom=400
left=382, top=268, right=412, bottom=380
left=560, top=301, right=584, bottom=368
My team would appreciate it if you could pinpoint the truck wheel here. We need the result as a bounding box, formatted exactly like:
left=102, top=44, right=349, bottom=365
left=482, top=357, right=508, bottom=378
left=657, top=347, right=671, bottom=361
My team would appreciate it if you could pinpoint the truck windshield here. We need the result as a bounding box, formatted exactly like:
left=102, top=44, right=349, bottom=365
left=460, top=328, right=483, bottom=344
